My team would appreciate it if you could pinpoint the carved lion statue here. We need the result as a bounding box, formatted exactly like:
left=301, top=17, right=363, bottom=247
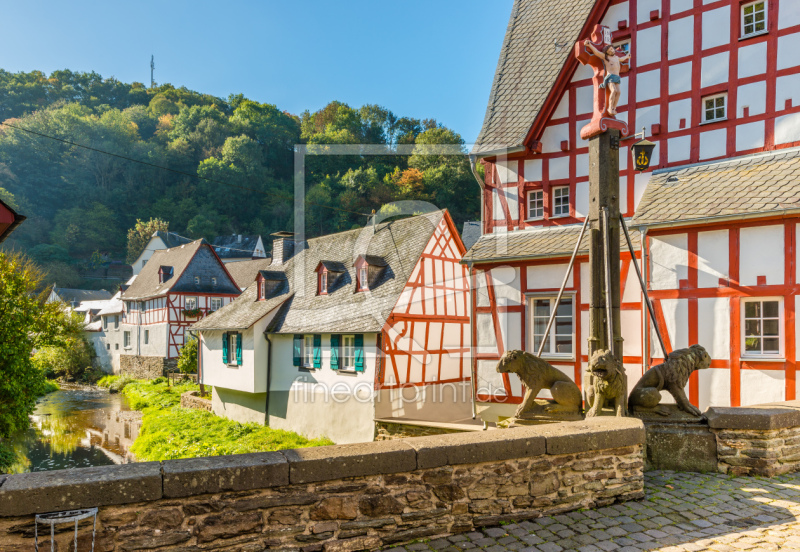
left=496, top=350, right=582, bottom=418
left=585, top=349, right=627, bottom=417
left=628, top=344, right=711, bottom=417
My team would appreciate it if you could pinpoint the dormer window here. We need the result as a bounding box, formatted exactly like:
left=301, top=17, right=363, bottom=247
left=212, top=277, right=217, bottom=287
left=194, top=276, right=200, bottom=285
left=319, top=271, right=328, bottom=295
left=256, top=270, right=287, bottom=301
left=354, top=255, right=388, bottom=292
left=359, top=267, right=368, bottom=291
left=316, top=261, right=346, bottom=295
left=158, top=266, right=174, bottom=284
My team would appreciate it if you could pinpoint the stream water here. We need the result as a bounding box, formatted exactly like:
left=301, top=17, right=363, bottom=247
left=5, top=385, right=141, bottom=473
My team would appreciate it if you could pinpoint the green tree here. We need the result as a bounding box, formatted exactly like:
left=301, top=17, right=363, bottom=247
left=177, top=336, right=198, bottom=374
left=126, top=218, right=169, bottom=264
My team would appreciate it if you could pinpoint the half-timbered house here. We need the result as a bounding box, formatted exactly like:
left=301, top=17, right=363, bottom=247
left=0, top=197, right=25, bottom=244
left=193, top=210, right=472, bottom=444
left=466, top=0, right=800, bottom=420
left=120, top=239, right=241, bottom=363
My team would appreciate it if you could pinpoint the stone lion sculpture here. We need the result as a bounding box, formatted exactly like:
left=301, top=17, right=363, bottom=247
left=628, top=344, right=711, bottom=417
left=585, top=349, right=627, bottom=417
left=496, top=350, right=582, bottom=419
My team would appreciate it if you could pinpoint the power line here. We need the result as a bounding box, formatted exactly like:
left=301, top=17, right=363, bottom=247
left=0, top=121, right=372, bottom=218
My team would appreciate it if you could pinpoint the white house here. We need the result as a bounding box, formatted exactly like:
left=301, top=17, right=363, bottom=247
left=193, top=210, right=472, bottom=444
left=131, top=231, right=192, bottom=276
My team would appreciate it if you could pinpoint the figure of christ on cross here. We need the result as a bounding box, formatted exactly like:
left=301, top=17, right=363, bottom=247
left=583, top=40, right=630, bottom=116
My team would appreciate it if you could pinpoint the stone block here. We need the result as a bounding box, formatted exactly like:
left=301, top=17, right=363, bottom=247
left=539, top=417, right=646, bottom=455
left=706, top=403, right=800, bottom=430
left=405, top=426, right=545, bottom=469
left=283, top=440, right=416, bottom=484
left=162, top=451, right=287, bottom=497
left=0, top=462, right=162, bottom=516
left=644, top=421, right=717, bottom=472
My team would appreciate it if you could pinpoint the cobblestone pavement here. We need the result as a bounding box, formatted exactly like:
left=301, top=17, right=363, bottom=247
left=385, top=471, right=800, bottom=552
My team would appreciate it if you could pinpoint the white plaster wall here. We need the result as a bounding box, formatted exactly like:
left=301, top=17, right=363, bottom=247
left=656, top=298, right=689, bottom=355
left=650, top=234, right=688, bottom=290
left=133, top=323, right=169, bottom=358
left=698, top=297, right=730, bottom=359
left=671, top=0, right=692, bottom=14
left=637, top=0, right=660, bottom=24
left=580, top=262, right=590, bottom=300
left=737, top=81, right=767, bottom=117
left=375, top=382, right=473, bottom=424
left=575, top=119, right=590, bottom=145
left=668, top=136, right=691, bottom=163
left=777, top=33, right=800, bottom=71
left=476, top=359, right=505, bottom=397
left=496, top=160, right=519, bottom=185
left=575, top=181, right=590, bottom=219
left=201, top=327, right=258, bottom=393
left=576, top=86, right=594, bottom=116
left=669, top=61, right=693, bottom=95
left=541, top=124, right=569, bottom=153
left=552, top=94, right=569, bottom=119
left=476, top=314, right=498, bottom=355
left=573, top=62, right=594, bottom=82
left=775, top=112, right=800, bottom=145
left=475, top=270, right=490, bottom=307
left=776, top=73, right=800, bottom=111
left=739, top=225, right=784, bottom=286
left=702, top=8, right=729, bottom=50
left=699, top=129, right=727, bottom=160
left=741, top=370, right=786, bottom=406
left=634, top=172, right=651, bottom=209
left=637, top=105, right=660, bottom=134
left=602, top=1, right=629, bottom=28
left=549, top=156, right=570, bottom=180
left=698, top=369, right=731, bottom=411
left=780, top=1, right=800, bottom=29
left=701, top=52, right=730, bottom=87
left=491, top=266, right=521, bottom=305
left=668, top=17, right=694, bottom=59
left=132, top=236, right=167, bottom=276
left=576, top=154, right=589, bottom=178
left=697, top=229, right=729, bottom=287
left=621, top=310, right=642, bottom=357
left=89, top=334, right=113, bottom=374
left=493, top=189, right=506, bottom=221
left=524, top=158, right=542, bottom=182
left=581, top=310, right=590, bottom=356
left=637, top=70, right=661, bottom=102
left=527, top=264, right=572, bottom=289
left=738, top=42, right=767, bottom=79
left=637, top=26, right=662, bottom=66
left=736, top=121, right=766, bottom=151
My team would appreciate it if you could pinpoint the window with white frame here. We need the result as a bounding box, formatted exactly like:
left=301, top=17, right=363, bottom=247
left=320, top=271, right=328, bottom=294
left=303, top=335, right=314, bottom=367
left=702, top=93, right=727, bottom=123
left=194, top=276, right=201, bottom=285
left=743, top=298, right=782, bottom=357
left=552, top=186, right=570, bottom=217
left=144, top=330, right=149, bottom=345
left=212, top=277, right=217, bottom=287
left=359, top=267, right=368, bottom=290
left=614, top=40, right=630, bottom=56
left=528, top=190, right=544, bottom=220
left=229, top=333, right=238, bottom=364
left=341, top=335, right=356, bottom=369
left=114, top=315, right=120, bottom=330
left=185, top=297, right=197, bottom=310
left=103, top=316, right=108, bottom=330
left=210, top=297, right=222, bottom=311
left=742, top=1, right=767, bottom=37
left=529, top=295, right=574, bottom=356
left=123, top=331, right=131, bottom=349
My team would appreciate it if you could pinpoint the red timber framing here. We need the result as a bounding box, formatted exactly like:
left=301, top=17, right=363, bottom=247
left=165, top=293, right=238, bottom=358
left=645, top=216, right=800, bottom=407
left=377, top=214, right=471, bottom=390
left=481, top=0, right=800, bottom=235
left=472, top=252, right=645, bottom=405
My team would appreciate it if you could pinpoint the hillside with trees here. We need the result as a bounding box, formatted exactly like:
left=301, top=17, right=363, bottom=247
left=0, top=69, right=479, bottom=289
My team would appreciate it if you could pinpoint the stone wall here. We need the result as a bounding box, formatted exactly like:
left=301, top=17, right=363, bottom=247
left=119, top=355, right=169, bottom=380
left=375, top=421, right=467, bottom=440
left=707, top=401, right=800, bottom=477
left=181, top=390, right=212, bottom=412
left=0, top=417, right=645, bottom=551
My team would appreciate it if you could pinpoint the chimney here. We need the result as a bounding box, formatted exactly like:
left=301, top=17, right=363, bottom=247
left=270, top=231, right=296, bottom=265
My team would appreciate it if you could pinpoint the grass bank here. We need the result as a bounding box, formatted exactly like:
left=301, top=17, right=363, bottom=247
left=122, top=380, right=333, bottom=461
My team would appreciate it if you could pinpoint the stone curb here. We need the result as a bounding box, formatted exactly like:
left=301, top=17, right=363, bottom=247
left=0, top=418, right=645, bottom=517
left=706, top=401, right=800, bottom=430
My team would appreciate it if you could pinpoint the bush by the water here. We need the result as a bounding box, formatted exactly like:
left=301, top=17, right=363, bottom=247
left=177, top=337, right=198, bottom=374
left=96, top=375, right=135, bottom=393
left=31, top=332, right=94, bottom=381
left=122, top=380, right=332, bottom=461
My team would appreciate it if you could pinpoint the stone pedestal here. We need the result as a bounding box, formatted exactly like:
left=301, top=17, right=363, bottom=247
left=635, top=405, right=718, bottom=472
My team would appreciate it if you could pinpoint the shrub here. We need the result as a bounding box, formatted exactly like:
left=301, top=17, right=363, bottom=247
left=177, top=337, right=198, bottom=374
left=97, top=375, right=136, bottom=393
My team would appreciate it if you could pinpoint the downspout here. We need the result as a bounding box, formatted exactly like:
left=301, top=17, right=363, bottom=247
left=469, top=154, right=486, bottom=229
left=467, top=261, right=478, bottom=419
left=264, top=333, right=273, bottom=425
left=640, top=227, right=650, bottom=374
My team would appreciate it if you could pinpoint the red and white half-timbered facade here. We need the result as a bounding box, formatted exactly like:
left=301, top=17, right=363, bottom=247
left=466, top=0, right=800, bottom=420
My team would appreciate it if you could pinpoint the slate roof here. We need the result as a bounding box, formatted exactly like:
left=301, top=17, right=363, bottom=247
left=461, top=221, right=482, bottom=251
left=225, top=258, right=273, bottom=289
left=212, top=234, right=266, bottom=259
left=632, top=147, right=800, bottom=228
left=472, top=0, right=596, bottom=156
left=462, top=223, right=640, bottom=264
left=193, top=211, right=447, bottom=334
left=122, top=240, right=240, bottom=300
left=154, top=231, right=192, bottom=249
left=52, top=287, right=113, bottom=304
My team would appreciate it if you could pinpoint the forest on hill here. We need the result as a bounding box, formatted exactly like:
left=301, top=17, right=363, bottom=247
left=0, top=69, right=480, bottom=288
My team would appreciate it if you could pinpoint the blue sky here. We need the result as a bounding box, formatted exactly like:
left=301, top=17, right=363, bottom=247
left=0, top=1, right=513, bottom=144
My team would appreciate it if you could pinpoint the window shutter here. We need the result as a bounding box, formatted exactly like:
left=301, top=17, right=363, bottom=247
left=330, top=334, right=340, bottom=370
left=236, top=333, right=242, bottom=366
left=222, top=332, right=229, bottom=363
left=313, top=334, right=322, bottom=369
left=293, top=335, right=302, bottom=366
left=354, top=334, right=365, bottom=372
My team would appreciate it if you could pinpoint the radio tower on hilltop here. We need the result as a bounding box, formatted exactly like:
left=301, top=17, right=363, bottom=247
left=150, top=55, right=155, bottom=88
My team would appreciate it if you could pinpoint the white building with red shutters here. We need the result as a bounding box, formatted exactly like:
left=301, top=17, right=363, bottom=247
left=119, top=239, right=241, bottom=363
left=465, top=0, right=800, bottom=421
left=193, top=210, right=472, bottom=444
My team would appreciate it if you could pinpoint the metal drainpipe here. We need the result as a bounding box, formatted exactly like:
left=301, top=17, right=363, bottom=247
left=640, top=227, right=650, bottom=374
left=468, top=155, right=485, bottom=421
left=264, top=333, right=273, bottom=425
left=469, top=154, right=485, bottom=227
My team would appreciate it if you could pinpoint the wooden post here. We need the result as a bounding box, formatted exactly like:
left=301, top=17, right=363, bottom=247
left=588, top=129, right=623, bottom=363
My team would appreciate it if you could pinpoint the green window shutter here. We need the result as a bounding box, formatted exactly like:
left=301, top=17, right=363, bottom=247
left=313, top=334, right=322, bottom=369
left=293, top=335, right=302, bottom=367
left=236, top=333, right=243, bottom=366
left=222, top=332, right=229, bottom=363
left=330, top=334, right=340, bottom=370
left=354, top=334, right=365, bottom=372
